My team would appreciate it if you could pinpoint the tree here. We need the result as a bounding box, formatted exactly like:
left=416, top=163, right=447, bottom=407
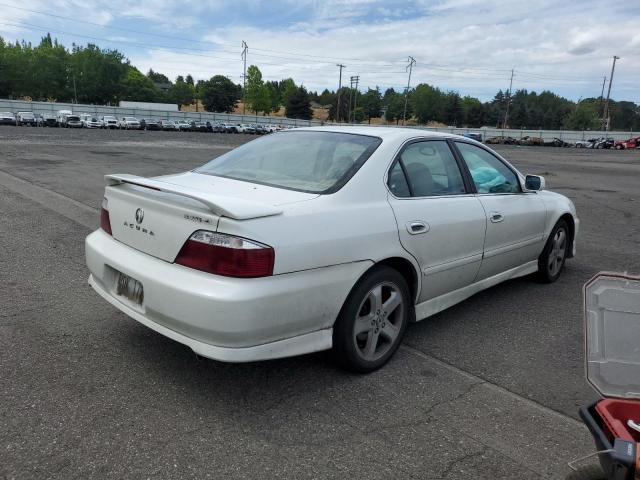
left=185, top=74, right=194, bottom=85
left=564, top=101, right=599, bottom=130
left=280, top=78, right=297, bottom=105
left=120, top=67, right=159, bottom=102
left=244, top=65, right=271, bottom=114
left=328, top=86, right=351, bottom=122
left=168, top=80, right=194, bottom=107
left=69, top=43, right=129, bottom=104
left=443, top=92, right=463, bottom=126
left=265, top=80, right=281, bottom=113
left=147, top=69, right=170, bottom=84
left=463, top=96, right=484, bottom=127
left=285, top=86, right=312, bottom=119
left=411, top=83, right=444, bottom=124
left=383, top=89, right=405, bottom=124
left=200, top=75, right=240, bottom=113
left=360, top=87, right=382, bottom=123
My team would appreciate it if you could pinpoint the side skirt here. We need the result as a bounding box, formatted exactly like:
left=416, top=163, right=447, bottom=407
left=414, top=260, right=538, bottom=322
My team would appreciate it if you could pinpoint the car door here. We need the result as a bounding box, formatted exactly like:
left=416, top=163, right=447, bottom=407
left=453, top=141, right=547, bottom=280
left=386, top=139, right=487, bottom=303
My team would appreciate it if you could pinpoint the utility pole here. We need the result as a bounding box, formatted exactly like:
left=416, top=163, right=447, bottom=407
left=72, top=74, right=78, bottom=104
left=598, top=76, right=606, bottom=117
left=402, top=56, right=416, bottom=126
left=502, top=69, right=514, bottom=129
left=348, top=75, right=359, bottom=123
left=602, top=55, right=619, bottom=132
left=241, top=41, right=248, bottom=114
left=335, top=64, right=345, bottom=123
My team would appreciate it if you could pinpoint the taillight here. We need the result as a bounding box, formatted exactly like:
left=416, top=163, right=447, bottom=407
left=175, top=231, right=274, bottom=278
left=100, top=197, right=112, bottom=235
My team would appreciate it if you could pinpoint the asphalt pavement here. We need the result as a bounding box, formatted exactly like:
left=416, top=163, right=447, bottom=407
left=2, top=126, right=639, bottom=479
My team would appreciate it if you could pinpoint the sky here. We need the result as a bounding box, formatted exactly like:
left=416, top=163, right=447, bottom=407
left=0, top=0, right=638, bottom=103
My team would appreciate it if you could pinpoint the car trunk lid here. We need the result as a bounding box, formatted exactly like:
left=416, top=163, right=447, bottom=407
left=104, top=172, right=316, bottom=262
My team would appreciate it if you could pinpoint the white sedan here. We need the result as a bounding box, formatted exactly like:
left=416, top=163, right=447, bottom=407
left=86, top=126, right=578, bottom=372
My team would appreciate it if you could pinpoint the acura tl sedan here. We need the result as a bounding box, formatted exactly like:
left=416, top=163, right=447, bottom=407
left=86, top=127, right=578, bottom=372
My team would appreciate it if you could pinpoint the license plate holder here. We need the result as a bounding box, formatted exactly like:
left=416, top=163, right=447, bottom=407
left=115, top=271, right=144, bottom=306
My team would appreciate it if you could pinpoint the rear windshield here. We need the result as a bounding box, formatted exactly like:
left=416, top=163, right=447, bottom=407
left=195, top=131, right=382, bottom=194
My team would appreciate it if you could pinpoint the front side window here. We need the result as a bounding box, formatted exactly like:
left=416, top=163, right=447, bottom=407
left=455, top=142, right=521, bottom=194
left=388, top=140, right=466, bottom=197
left=196, top=131, right=381, bottom=194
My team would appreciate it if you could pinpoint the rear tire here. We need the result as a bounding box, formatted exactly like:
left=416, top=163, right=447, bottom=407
left=333, top=266, right=410, bottom=373
left=537, top=219, right=569, bottom=283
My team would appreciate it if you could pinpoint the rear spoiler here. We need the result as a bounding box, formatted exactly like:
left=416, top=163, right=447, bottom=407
left=105, top=174, right=282, bottom=220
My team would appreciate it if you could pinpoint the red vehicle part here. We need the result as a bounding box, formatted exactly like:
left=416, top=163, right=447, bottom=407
left=595, top=399, right=640, bottom=443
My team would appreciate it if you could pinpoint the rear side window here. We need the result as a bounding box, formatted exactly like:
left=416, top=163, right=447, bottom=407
left=388, top=140, right=466, bottom=197
left=196, top=131, right=381, bottom=194
left=455, top=142, right=521, bottom=194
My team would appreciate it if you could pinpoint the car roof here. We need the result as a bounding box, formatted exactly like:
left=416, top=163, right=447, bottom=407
left=295, top=125, right=460, bottom=141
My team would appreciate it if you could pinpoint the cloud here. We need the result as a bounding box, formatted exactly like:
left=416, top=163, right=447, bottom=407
left=1, top=0, right=638, bottom=102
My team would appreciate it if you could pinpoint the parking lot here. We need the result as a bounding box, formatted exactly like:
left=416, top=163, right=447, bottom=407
left=1, top=126, right=639, bottom=479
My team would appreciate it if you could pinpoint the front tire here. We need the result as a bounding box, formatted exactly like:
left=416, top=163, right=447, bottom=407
left=333, top=266, right=410, bottom=373
left=537, top=219, right=569, bottom=283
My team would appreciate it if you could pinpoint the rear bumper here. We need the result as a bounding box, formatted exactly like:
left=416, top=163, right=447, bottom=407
left=85, top=230, right=370, bottom=361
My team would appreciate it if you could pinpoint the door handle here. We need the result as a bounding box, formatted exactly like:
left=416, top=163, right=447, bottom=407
left=406, top=221, right=429, bottom=235
left=490, top=212, right=504, bottom=223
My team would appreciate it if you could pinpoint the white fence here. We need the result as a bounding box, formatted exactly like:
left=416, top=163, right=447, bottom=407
left=0, top=98, right=324, bottom=127
left=1, top=98, right=638, bottom=142
left=410, top=126, right=640, bottom=143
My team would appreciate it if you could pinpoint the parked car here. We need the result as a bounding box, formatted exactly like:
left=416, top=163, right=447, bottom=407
left=57, top=110, right=73, bottom=126
left=140, top=118, right=161, bottom=131
left=575, top=138, right=598, bottom=148
left=543, top=138, right=570, bottom=147
left=161, top=120, right=179, bottom=131
left=86, top=127, right=578, bottom=372
left=42, top=113, right=58, bottom=127
left=253, top=124, right=268, bottom=135
left=64, top=114, right=83, bottom=128
left=517, top=136, right=544, bottom=146
left=0, top=111, right=15, bottom=125
left=614, top=136, right=640, bottom=150
left=594, top=137, right=614, bottom=149
left=190, top=120, right=209, bottom=132
left=80, top=114, right=103, bottom=129
left=177, top=120, right=192, bottom=131
left=16, top=111, right=37, bottom=126
left=485, top=136, right=516, bottom=145
left=462, top=132, right=482, bottom=142
left=211, top=122, right=225, bottom=133
left=235, top=123, right=251, bottom=133
left=221, top=123, right=237, bottom=133
left=102, top=115, right=119, bottom=129
left=120, top=117, right=141, bottom=130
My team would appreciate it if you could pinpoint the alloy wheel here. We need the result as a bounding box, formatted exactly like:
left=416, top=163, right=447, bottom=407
left=353, top=282, right=404, bottom=362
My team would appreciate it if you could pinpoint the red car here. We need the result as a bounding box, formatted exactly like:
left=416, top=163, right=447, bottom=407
left=614, top=136, right=640, bottom=150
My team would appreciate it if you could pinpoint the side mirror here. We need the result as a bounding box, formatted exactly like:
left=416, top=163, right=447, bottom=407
left=524, top=174, right=545, bottom=191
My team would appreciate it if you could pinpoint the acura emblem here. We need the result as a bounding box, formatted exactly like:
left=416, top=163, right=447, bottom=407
left=135, top=208, right=144, bottom=224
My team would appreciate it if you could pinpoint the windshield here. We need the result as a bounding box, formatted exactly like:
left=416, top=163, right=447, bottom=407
left=195, top=131, right=382, bottom=194
left=67, top=116, right=80, bottom=121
